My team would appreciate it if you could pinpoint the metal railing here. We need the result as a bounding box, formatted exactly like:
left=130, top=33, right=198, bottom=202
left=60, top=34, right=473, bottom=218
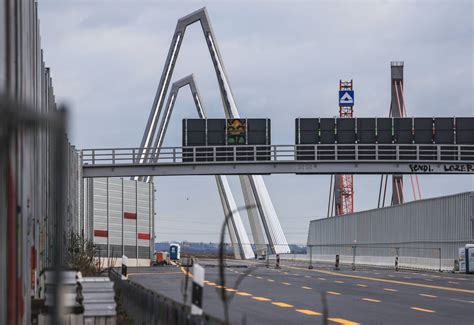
left=82, top=144, right=474, bottom=166
left=109, top=269, right=223, bottom=325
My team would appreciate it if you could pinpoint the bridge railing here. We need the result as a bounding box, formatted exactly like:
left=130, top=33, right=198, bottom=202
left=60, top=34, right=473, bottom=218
left=81, top=144, right=474, bottom=165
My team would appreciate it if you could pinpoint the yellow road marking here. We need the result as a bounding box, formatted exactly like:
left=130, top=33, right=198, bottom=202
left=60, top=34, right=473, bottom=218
left=272, top=302, right=294, bottom=308
left=411, top=307, right=435, bottom=313
left=362, top=298, right=381, bottom=303
left=356, top=284, right=367, bottom=287
left=328, top=317, right=361, bottom=325
left=318, top=278, right=326, bottom=281
left=193, top=262, right=362, bottom=325
left=296, top=309, right=321, bottom=316
left=383, top=288, right=398, bottom=292
left=282, top=282, right=291, bottom=285
left=207, top=282, right=216, bottom=286
left=305, top=275, right=311, bottom=278
left=282, top=264, right=474, bottom=294
left=302, top=286, right=312, bottom=290
left=267, top=279, right=275, bottom=282
left=284, top=272, right=289, bottom=275
left=419, top=294, right=437, bottom=298
left=225, top=288, right=237, bottom=292
left=253, top=296, right=271, bottom=301
left=215, top=285, right=224, bottom=289
left=335, top=280, right=344, bottom=284
left=248, top=275, right=253, bottom=277
left=327, top=291, right=341, bottom=296
left=256, top=276, right=263, bottom=279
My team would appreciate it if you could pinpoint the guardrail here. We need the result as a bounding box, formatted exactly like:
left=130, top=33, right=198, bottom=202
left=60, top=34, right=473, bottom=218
left=109, top=269, right=223, bottom=325
left=82, top=144, right=474, bottom=165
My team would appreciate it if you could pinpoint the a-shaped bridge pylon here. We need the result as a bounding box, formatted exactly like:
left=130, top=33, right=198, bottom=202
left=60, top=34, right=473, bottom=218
left=149, top=74, right=254, bottom=259
left=137, top=7, right=289, bottom=255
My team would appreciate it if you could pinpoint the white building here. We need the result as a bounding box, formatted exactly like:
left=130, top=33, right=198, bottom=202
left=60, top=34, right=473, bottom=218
left=84, top=178, right=154, bottom=267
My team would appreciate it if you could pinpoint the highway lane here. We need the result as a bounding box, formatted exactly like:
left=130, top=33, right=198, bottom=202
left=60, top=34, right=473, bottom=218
left=127, top=259, right=474, bottom=324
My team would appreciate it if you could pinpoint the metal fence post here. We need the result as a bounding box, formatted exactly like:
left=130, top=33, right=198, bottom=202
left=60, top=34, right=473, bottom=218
left=352, top=245, right=356, bottom=271
left=395, top=247, right=400, bottom=271
left=266, top=245, right=270, bottom=268
left=439, top=248, right=442, bottom=272
left=308, top=246, right=313, bottom=269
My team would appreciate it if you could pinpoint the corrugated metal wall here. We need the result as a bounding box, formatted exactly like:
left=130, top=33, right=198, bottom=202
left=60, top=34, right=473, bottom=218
left=307, top=192, right=474, bottom=269
left=84, top=178, right=154, bottom=264
left=0, top=1, right=82, bottom=323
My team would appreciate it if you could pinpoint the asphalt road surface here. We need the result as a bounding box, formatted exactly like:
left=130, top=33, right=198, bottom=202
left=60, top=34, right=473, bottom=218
left=127, top=259, right=474, bottom=324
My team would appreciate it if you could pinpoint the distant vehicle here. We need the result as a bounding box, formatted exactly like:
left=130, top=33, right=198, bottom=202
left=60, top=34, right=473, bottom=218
left=170, top=243, right=181, bottom=260
left=154, top=251, right=170, bottom=265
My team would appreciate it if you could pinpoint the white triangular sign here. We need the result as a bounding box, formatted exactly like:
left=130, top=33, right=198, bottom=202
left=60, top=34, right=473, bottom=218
left=340, top=92, right=353, bottom=104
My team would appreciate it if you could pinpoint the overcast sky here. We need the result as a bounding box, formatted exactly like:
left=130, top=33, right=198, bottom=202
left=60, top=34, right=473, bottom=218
left=38, top=0, right=473, bottom=244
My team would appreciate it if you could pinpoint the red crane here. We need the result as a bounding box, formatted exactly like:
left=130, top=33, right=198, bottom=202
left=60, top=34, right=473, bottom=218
left=335, top=80, right=354, bottom=215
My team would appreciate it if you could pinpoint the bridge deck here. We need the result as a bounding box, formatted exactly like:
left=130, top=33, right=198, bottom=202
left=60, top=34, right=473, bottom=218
left=81, top=144, right=474, bottom=177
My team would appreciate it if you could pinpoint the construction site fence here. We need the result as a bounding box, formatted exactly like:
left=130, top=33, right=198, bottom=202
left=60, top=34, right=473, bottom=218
left=280, top=244, right=467, bottom=271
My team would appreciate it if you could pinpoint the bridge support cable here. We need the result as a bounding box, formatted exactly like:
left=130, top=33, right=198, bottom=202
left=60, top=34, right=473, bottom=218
left=136, top=7, right=289, bottom=254
left=147, top=74, right=254, bottom=259
left=399, top=81, right=422, bottom=200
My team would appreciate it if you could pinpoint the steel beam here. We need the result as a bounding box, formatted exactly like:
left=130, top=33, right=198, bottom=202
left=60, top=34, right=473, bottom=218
left=83, top=161, right=474, bottom=178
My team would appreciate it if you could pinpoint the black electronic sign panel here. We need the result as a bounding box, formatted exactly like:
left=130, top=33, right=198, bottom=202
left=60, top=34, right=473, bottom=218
left=337, top=118, right=356, bottom=144
left=320, top=118, right=336, bottom=144
left=434, top=118, right=454, bottom=144
left=206, top=119, right=226, bottom=146
left=414, top=118, right=433, bottom=144
left=456, top=117, right=474, bottom=144
left=183, top=118, right=271, bottom=162
left=394, top=118, right=413, bottom=144
left=376, top=118, right=393, bottom=144
left=296, top=118, right=319, bottom=144
left=357, top=118, right=376, bottom=144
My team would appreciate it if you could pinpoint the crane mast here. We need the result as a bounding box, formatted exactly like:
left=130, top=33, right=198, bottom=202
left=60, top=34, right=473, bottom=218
left=335, top=80, right=354, bottom=215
